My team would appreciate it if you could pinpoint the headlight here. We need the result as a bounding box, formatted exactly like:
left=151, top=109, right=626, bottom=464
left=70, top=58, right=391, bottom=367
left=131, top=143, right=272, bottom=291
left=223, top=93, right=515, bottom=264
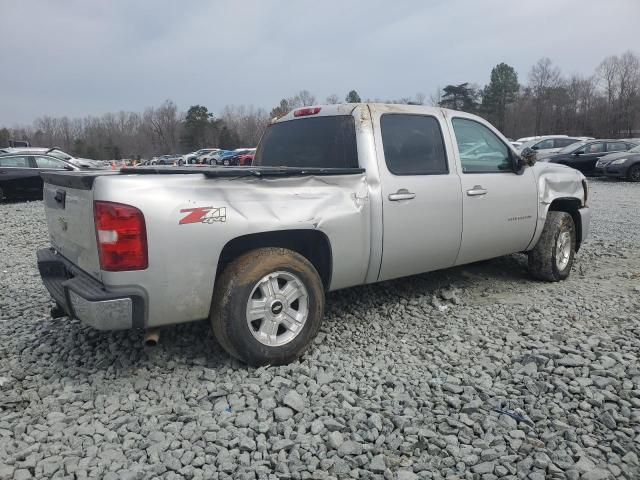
left=611, top=158, right=628, bottom=165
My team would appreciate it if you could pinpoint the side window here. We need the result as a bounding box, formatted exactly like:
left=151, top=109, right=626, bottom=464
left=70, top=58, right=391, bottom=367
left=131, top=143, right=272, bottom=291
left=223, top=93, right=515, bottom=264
left=35, top=156, right=67, bottom=169
left=0, top=156, right=29, bottom=167
left=380, top=114, right=448, bottom=175
left=555, top=138, right=578, bottom=148
left=606, top=142, right=627, bottom=152
left=584, top=143, right=604, bottom=154
left=452, top=118, right=512, bottom=173
left=535, top=139, right=554, bottom=149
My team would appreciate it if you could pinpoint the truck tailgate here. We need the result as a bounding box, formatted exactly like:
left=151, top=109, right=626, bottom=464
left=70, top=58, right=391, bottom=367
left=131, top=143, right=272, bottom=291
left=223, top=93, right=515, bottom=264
left=41, top=172, right=112, bottom=281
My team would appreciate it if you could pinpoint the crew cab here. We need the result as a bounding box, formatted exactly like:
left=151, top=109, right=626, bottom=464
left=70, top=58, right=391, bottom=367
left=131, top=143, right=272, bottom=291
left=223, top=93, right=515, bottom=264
left=37, top=104, right=590, bottom=365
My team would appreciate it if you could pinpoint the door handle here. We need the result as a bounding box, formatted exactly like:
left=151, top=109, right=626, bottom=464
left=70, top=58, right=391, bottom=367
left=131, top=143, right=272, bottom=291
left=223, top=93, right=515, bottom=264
left=388, top=189, right=416, bottom=201
left=467, top=185, right=487, bottom=196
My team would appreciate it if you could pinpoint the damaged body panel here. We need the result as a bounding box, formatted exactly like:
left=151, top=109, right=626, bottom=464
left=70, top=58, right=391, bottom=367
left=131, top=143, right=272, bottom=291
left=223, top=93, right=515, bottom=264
left=527, top=162, right=589, bottom=250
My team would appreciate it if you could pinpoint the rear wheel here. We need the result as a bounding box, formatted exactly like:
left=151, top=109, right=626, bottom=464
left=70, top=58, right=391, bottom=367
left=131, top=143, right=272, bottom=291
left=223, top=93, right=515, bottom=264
left=528, top=211, right=576, bottom=282
left=627, top=164, right=640, bottom=182
left=210, top=248, right=325, bottom=365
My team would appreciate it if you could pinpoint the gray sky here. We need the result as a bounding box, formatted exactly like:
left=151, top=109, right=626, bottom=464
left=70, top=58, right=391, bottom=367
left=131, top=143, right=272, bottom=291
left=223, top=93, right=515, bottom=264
left=2, top=0, right=639, bottom=126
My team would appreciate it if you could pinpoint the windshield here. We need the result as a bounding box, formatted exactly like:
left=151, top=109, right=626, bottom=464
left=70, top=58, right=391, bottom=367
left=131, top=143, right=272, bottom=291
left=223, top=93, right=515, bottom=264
left=520, top=140, right=540, bottom=149
left=47, top=149, right=73, bottom=161
left=558, top=141, right=586, bottom=154
left=629, top=144, right=640, bottom=153
left=254, top=115, right=358, bottom=168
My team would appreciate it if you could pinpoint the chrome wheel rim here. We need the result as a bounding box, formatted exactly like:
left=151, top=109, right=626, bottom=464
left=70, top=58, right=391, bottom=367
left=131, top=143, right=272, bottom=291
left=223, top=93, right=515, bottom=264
left=246, top=271, right=309, bottom=347
left=556, top=230, right=571, bottom=271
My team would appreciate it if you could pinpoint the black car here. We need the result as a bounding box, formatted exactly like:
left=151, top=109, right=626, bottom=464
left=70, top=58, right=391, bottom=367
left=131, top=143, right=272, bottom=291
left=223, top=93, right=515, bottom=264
left=545, top=139, right=637, bottom=175
left=595, top=144, right=640, bottom=182
left=0, top=152, right=77, bottom=200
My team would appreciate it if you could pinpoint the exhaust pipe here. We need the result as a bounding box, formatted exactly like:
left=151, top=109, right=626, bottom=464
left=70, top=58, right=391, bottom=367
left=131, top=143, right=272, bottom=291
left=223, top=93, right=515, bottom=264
left=144, top=328, right=160, bottom=347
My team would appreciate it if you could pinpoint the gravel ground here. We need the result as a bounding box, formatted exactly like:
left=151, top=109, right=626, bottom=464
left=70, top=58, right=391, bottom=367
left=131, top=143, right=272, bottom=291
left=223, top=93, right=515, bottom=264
left=1, top=178, right=639, bottom=480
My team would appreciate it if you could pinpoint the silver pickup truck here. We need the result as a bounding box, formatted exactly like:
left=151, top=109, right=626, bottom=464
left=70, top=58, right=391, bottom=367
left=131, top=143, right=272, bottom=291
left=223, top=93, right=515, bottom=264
left=37, top=104, right=590, bottom=365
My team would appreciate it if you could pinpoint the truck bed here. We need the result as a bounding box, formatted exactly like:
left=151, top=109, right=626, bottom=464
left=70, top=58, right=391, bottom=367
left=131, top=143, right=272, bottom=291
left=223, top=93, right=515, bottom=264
left=40, top=165, right=366, bottom=189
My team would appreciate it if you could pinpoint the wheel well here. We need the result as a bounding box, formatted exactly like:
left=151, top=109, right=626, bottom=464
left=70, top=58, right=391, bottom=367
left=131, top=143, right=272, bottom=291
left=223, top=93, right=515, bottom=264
left=216, top=230, right=333, bottom=289
left=548, top=198, right=583, bottom=251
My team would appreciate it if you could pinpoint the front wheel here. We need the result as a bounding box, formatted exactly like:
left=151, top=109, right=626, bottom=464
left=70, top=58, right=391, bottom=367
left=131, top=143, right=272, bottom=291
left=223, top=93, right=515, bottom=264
left=627, top=164, right=640, bottom=182
left=210, top=248, right=325, bottom=366
left=528, top=211, right=576, bottom=281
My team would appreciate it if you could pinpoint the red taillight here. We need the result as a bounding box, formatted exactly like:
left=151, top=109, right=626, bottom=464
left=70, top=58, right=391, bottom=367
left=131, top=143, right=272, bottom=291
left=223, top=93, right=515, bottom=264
left=94, top=201, right=148, bottom=271
left=293, top=107, right=321, bottom=117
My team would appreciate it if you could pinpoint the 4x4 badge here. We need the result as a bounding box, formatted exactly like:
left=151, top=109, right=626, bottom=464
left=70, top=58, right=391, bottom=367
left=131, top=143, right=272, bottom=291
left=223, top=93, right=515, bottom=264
left=179, top=207, right=226, bottom=225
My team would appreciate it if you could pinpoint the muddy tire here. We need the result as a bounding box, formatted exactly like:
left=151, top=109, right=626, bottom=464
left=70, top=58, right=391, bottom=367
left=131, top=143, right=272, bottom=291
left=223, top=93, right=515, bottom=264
left=627, top=164, right=640, bottom=182
left=528, top=211, right=576, bottom=282
left=210, top=248, right=325, bottom=366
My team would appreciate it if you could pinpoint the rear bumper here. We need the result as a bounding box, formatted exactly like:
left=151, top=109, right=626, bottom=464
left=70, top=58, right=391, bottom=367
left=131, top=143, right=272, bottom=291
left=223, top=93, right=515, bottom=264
left=37, top=248, right=145, bottom=330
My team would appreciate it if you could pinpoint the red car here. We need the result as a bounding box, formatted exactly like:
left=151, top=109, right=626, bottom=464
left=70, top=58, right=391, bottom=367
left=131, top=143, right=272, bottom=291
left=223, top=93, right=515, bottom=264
left=236, top=153, right=254, bottom=166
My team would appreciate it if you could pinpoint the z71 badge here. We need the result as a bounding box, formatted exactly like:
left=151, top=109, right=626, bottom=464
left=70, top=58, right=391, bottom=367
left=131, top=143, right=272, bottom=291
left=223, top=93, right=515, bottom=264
left=179, top=207, right=226, bottom=225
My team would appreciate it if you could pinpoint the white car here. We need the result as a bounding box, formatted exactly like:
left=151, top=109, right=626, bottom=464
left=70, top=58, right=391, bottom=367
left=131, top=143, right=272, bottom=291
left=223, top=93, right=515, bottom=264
left=517, top=136, right=588, bottom=159
left=183, top=148, right=220, bottom=165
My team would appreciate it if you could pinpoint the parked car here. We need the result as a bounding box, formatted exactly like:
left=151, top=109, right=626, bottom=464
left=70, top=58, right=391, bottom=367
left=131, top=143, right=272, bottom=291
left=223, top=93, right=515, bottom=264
left=183, top=148, right=220, bottom=165
left=228, top=148, right=256, bottom=166
left=0, top=147, right=105, bottom=169
left=199, top=150, right=228, bottom=165
left=236, top=152, right=255, bottom=166
left=37, top=103, right=590, bottom=365
left=1, top=151, right=80, bottom=200
left=545, top=139, right=638, bottom=175
left=151, top=154, right=183, bottom=165
left=211, top=150, right=238, bottom=166
left=517, top=136, right=585, bottom=159
left=595, top=144, right=640, bottom=181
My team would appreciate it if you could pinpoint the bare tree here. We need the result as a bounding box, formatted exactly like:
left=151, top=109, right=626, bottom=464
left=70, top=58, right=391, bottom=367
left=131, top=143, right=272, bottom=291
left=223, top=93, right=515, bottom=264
left=325, top=94, right=340, bottom=104
left=528, top=58, right=562, bottom=135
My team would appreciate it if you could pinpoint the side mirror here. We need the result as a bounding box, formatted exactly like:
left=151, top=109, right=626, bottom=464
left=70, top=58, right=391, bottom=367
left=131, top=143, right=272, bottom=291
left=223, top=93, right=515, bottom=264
left=64, top=165, right=74, bottom=171
left=531, top=145, right=539, bottom=150
left=574, top=150, right=584, bottom=156
left=519, top=147, right=536, bottom=169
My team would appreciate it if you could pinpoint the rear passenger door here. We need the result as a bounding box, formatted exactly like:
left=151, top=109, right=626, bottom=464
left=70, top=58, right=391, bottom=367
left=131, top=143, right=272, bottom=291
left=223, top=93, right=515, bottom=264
left=373, top=108, right=463, bottom=281
left=605, top=141, right=632, bottom=154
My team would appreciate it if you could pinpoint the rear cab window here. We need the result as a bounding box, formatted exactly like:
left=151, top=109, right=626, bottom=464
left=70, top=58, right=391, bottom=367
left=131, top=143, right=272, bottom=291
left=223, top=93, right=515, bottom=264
left=253, top=116, right=358, bottom=168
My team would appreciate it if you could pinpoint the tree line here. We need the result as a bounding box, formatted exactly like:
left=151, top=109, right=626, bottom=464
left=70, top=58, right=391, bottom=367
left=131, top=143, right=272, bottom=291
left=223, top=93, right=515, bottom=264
left=1, top=50, right=638, bottom=159
left=435, top=51, right=640, bottom=139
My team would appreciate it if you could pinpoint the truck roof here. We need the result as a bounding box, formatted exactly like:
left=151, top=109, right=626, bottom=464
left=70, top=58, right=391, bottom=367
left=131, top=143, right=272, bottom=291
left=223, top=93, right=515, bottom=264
left=275, top=103, right=464, bottom=123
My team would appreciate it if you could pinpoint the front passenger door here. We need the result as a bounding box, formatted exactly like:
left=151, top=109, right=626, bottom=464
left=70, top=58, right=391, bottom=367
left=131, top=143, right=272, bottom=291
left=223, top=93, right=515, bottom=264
left=572, top=142, right=604, bottom=174
left=449, top=117, right=538, bottom=266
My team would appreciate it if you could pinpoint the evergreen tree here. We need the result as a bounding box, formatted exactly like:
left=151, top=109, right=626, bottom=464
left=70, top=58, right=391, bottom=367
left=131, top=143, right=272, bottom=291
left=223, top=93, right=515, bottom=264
left=345, top=90, right=362, bottom=103
left=482, top=63, right=519, bottom=132
left=439, top=83, right=479, bottom=112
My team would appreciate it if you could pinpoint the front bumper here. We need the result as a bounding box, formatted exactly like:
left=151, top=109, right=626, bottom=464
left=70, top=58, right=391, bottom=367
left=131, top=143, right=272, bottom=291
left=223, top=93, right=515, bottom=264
left=37, top=248, right=145, bottom=330
left=602, top=163, right=626, bottom=178
left=578, top=207, right=591, bottom=246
